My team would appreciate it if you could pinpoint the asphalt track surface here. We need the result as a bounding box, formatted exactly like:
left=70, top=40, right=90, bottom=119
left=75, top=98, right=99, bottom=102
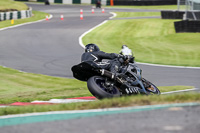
left=0, top=3, right=200, bottom=132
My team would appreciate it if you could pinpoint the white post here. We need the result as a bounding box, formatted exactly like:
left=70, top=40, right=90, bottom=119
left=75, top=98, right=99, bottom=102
left=185, top=0, right=188, bottom=19
left=177, top=0, right=180, bottom=10
left=191, top=0, right=194, bottom=10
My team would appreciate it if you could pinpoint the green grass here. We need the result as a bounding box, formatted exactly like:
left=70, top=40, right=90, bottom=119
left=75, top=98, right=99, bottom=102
left=0, top=92, right=199, bottom=116
left=114, top=12, right=161, bottom=18
left=0, top=0, right=28, bottom=11
left=107, top=5, right=186, bottom=10
left=82, top=16, right=200, bottom=67
left=0, top=66, right=90, bottom=104
left=0, top=11, right=49, bottom=29
left=0, top=65, right=194, bottom=104
left=158, top=86, right=194, bottom=92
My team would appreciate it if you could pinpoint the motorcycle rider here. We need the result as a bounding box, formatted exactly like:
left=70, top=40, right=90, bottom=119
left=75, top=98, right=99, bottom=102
left=81, top=43, right=129, bottom=73
left=81, top=43, right=138, bottom=94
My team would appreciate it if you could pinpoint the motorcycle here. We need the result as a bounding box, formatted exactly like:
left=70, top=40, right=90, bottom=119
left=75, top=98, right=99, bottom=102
left=71, top=57, right=160, bottom=99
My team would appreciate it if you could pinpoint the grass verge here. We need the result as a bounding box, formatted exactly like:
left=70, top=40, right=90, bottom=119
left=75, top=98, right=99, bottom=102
left=82, top=14, right=200, bottom=67
left=0, top=92, right=199, bottom=116
left=0, top=66, right=90, bottom=104
left=0, top=0, right=28, bottom=11
left=114, top=12, right=161, bottom=18
left=0, top=65, right=193, bottom=104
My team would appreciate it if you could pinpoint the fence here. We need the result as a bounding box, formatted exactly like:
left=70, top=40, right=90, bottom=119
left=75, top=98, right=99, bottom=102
left=184, top=0, right=200, bottom=20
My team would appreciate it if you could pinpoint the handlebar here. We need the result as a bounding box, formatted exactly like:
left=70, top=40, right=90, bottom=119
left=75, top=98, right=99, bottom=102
left=118, top=54, right=135, bottom=64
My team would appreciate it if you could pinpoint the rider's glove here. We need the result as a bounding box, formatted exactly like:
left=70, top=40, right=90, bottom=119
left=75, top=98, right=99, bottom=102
left=117, top=54, right=129, bottom=60
left=129, top=56, right=135, bottom=63
left=123, top=55, right=129, bottom=60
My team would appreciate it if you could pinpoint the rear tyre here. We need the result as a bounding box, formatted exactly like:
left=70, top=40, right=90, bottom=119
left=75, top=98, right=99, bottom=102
left=87, top=76, right=121, bottom=99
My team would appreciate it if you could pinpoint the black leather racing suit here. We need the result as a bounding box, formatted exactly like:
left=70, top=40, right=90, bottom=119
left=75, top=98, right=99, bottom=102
left=81, top=51, right=121, bottom=73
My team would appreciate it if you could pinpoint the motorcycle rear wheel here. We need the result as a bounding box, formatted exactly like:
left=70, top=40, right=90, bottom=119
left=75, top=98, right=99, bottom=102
left=87, top=76, right=121, bottom=99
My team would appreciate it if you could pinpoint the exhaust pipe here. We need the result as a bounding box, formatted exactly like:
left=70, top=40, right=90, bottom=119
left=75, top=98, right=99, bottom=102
left=100, top=69, right=115, bottom=79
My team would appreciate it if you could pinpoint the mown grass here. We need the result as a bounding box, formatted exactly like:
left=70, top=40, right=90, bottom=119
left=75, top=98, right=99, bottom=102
left=158, top=86, right=194, bottom=92
left=0, top=66, right=90, bottom=104
left=0, top=65, right=193, bottom=104
left=0, top=0, right=28, bottom=11
left=0, top=92, right=199, bottom=116
left=114, top=12, right=161, bottom=18
left=82, top=15, right=200, bottom=67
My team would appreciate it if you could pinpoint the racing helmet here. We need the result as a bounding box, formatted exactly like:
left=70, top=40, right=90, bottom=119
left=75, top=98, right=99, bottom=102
left=122, top=45, right=127, bottom=49
left=85, top=43, right=100, bottom=52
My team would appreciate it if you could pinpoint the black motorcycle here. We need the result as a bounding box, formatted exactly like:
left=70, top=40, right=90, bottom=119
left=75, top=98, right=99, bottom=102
left=71, top=57, right=160, bottom=99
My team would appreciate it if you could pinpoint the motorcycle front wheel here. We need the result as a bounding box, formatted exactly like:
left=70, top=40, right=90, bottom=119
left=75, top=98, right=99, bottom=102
left=87, top=76, right=121, bottom=99
left=142, top=78, right=160, bottom=95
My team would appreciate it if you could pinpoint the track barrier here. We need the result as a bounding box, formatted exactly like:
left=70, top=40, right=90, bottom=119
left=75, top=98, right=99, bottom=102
left=161, top=10, right=185, bottom=19
left=174, top=20, right=200, bottom=33
left=0, top=7, right=32, bottom=21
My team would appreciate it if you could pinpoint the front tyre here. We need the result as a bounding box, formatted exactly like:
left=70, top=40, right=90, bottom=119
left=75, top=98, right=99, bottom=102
left=87, top=76, right=121, bottom=99
left=142, top=78, right=160, bottom=95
